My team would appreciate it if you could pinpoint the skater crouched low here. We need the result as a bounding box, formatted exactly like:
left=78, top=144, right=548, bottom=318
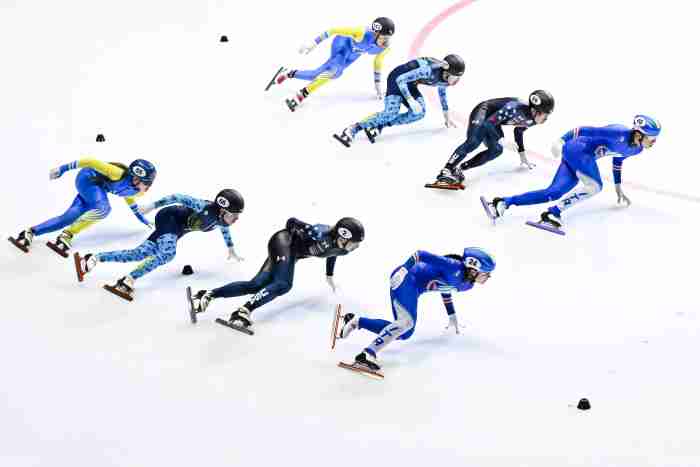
left=190, top=217, right=365, bottom=333
left=74, top=190, right=244, bottom=301
left=334, top=248, right=495, bottom=375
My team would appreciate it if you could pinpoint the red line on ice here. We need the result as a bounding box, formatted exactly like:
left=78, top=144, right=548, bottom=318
left=408, top=0, right=700, bottom=203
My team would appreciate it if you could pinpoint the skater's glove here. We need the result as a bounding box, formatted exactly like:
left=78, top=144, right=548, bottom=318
left=374, top=81, right=385, bottom=99
left=227, top=246, right=244, bottom=262
left=615, top=184, right=631, bottom=207
left=49, top=164, right=71, bottom=180
left=444, top=314, right=463, bottom=335
left=406, top=97, right=422, bottom=114
left=519, top=151, right=536, bottom=170
left=298, top=41, right=316, bottom=55
left=130, top=204, right=153, bottom=228
left=326, top=275, right=338, bottom=293
left=443, top=110, right=458, bottom=128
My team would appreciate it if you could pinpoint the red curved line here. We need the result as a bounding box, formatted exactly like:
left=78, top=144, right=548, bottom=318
left=408, top=0, right=700, bottom=204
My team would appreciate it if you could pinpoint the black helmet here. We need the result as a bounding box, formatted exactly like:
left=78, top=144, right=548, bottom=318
left=214, top=189, right=244, bottom=213
left=529, top=90, right=555, bottom=114
left=444, top=54, right=466, bottom=76
left=371, top=17, right=395, bottom=36
left=333, top=217, right=365, bottom=242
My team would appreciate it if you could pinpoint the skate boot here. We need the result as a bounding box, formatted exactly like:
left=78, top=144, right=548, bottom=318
left=46, top=230, right=73, bottom=258
left=265, top=66, right=294, bottom=91
left=540, top=210, right=562, bottom=228
left=363, top=126, right=383, bottom=144
left=73, top=252, right=97, bottom=282
left=339, top=313, right=359, bottom=339
left=479, top=196, right=508, bottom=221
left=228, top=306, right=252, bottom=329
left=104, top=275, right=135, bottom=302
left=193, top=290, right=214, bottom=314
left=333, top=126, right=357, bottom=148
left=285, top=87, right=308, bottom=112
left=8, top=229, right=34, bottom=253
left=526, top=209, right=565, bottom=235
left=355, top=350, right=381, bottom=372
left=437, top=166, right=465, bottom=185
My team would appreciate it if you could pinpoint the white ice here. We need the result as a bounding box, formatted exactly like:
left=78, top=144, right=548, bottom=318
left=1, top=0, right=699, bottom=466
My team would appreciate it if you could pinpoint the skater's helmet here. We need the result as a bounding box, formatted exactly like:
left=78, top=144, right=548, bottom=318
left=371, top=17, right=395, bottom=36
left=632, top=115, right=661, bottom=137
left=333, top=217, right=365, bottom=252
left=371, top=17, right=394, bottom=47
left=129, top=159, right=157, bottom=186
left=214, top=188, right=244, bottom=224
left=443, top=54, right=465, bottom=85
left=462, top=247, right=495, bottom=284
left=529, top=90, right=555, bottom=115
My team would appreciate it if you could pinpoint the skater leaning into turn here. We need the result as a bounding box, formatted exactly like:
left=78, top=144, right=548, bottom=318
left=73, top=190, right=244, bottom=301
left=333, top=54, right=465, bottom=147
left=333, top=248, right=495, bottom=375
left=480, top=115, right=661, bottom=235
left=8, top=158, right=156, bottom=257
left=431, top=90, right=555, bottom=189
left=189, top=216, right=364, bottom=333
left=265, top=17, right=395, bottom=112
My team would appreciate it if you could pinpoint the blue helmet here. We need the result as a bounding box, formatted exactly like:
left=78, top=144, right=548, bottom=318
left=462, top=247, right=496, bottom=273
left=633, top=115, right=661, bottom=137
left=129, top=159, right=157, bottom=185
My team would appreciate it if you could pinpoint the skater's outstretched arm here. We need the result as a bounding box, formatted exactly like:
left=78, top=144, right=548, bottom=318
left=123, top=194, right=152, bottom=227
left=438, top=86, right=449, bottom=112
left=148, top=194, right=209, bottom=212
left=514, top=127, right=528, bottom=153
left=300, top=27, right=365, bottom=54
left=50, top=158, right=126, bottom=180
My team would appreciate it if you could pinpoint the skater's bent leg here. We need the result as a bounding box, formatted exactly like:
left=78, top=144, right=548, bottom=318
left=504, top=161, right=578, bottom=207
left=64, top=200, right=111, bottom=237
left=358, top=317, right=393, bottom=334
left=211, top=259, right=274, bottom=299
left=445, top=127, right=485, bottom=169
left=128, top=234, right=177, bottom=280
left=95, top=239, right=159, bottom=264
left=242, top=259, right=294, bottom=312
left=356, top=95, right=402, bottom=133
left=31, top=196, right=90, bottom=236
left=364, top=298, right=416, bottom=355
left=552, top=169, right=602, bottom=215
left=391, top=97, right=426, bottom=127
left=461, top=133, right=504, bottom=170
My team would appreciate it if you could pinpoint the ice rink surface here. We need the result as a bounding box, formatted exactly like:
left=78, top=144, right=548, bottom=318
left=1, top=1, right=699, bottom=465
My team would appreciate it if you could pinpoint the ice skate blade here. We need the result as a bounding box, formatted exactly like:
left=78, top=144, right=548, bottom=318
left=330, top=304, right=342, bottom=350
left=186, top=286, right=197, bottom=324
left=46, top=241, right=69, bottom=258
left=332, top=134, right=351, bottom=148
left=479, top=196, right=497, bottom=222
left=338, top=361, right=384, bottom=379
left=73, top=252, right=85, bottom=282
left=425, top=182, right=465, bottom=191
left=7, top=236, right=29, bottom=253
left=103, top=284, right=133, bottom=302
left=215, top=318, right=254, bottom=336
left=525, top=220, right=566, bottom=236
left=265, top=66, right=284, bottom=91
